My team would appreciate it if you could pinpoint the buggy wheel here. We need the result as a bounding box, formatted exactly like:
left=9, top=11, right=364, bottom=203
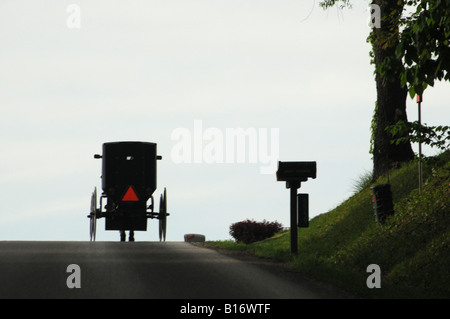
left=159, top=188, right=167, bottom=242
left=89, top=187, right=97, bottom=241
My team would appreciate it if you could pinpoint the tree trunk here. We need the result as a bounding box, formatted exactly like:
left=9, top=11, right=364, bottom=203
left=371, top=0, right=414, bottom=181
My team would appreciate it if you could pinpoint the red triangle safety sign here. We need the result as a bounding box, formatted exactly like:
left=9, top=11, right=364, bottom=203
left=122, top=186, right=139, bottom=201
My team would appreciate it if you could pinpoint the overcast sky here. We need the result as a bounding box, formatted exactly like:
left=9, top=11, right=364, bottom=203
left=0, top=1, right=448, bottom=242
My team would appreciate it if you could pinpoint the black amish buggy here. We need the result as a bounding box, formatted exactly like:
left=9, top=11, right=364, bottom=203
left=88, top=141, right=168, bottom=242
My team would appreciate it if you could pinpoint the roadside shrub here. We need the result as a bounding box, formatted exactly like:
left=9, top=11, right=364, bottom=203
left=229, top=219, right=283, bottom=244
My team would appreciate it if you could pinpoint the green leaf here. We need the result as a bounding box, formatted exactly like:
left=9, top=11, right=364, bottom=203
left=409, top=85, right=416, bottom=99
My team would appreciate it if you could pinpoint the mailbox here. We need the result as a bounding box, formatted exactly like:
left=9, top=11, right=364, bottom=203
left=276, top=160, right=317, bottom=254
left=371, top=184, right=394, bottom=224
left=297, top=193, right=309, bottom=228
left=276, top=161, right=317, bottom=182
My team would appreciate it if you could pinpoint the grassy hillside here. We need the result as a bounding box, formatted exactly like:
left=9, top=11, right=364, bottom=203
left=208, top=151, right=450, bottom=298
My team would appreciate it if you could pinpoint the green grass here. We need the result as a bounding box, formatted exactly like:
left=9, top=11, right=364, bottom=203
left=208, top=151, right=450, bottom=298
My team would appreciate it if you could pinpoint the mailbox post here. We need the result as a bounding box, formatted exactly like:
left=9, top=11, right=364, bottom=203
left=276, top=161, right=316, bottom=254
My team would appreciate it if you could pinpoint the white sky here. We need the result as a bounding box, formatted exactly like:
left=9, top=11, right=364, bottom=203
left=0, top=1, right=448, bottom=242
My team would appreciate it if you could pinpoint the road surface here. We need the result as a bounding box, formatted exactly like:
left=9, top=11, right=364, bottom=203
left=0, top=241, right=349, bottom=299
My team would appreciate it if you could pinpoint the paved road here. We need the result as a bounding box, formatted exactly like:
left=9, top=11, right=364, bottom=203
left=0, top=241, right=348, bottom=299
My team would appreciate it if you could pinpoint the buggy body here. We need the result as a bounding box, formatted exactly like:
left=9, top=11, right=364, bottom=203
left=88, top=141, right=168, bottom=241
